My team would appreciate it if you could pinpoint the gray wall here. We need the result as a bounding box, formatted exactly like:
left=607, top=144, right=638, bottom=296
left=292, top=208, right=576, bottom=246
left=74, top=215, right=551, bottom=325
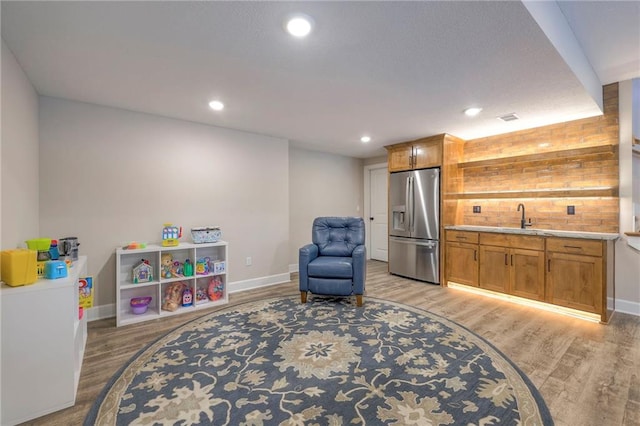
left=289, top=148, right=364, bottom=268
left=1, top=40, right=40, bottom=249
left=38, top=97, right=290, bottom=306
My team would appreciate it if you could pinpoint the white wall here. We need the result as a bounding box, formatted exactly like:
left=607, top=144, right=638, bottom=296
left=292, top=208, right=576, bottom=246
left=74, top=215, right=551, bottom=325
left=615, top=79, right=640, bottom=315
left=39, top=97, right=290, bottom=306
left=1, top=39, right=40, bottom=249
left=289, top=147, right=364, bottom=268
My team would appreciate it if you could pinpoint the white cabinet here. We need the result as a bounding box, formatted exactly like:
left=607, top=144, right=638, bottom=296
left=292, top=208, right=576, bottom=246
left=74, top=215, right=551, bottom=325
left=116, top=242, right=228, bottom=327
left=1, top=256, right=88, bottom=426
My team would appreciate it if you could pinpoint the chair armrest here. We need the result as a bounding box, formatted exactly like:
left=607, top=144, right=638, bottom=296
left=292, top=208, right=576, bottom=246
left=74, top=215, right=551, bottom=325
left=299, top=244, right=319, bottom=291
left=352, top=245, right=366, bottom=295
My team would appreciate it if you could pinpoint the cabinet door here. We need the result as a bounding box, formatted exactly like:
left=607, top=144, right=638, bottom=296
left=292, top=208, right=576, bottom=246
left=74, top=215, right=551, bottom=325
left=388, top=145, right=413, bottom=172
left=413, top=141, right=442, bottom=169
left=546, top=252, right=603, bottom=314
left=445, top=242, right=478, bottom=286
left=479, top=245, right=509, bottom=293
left=510, top=249, right=545, bottom=301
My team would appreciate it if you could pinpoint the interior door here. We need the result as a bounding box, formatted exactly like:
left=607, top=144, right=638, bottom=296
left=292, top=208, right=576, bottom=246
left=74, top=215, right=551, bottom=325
left=369, top=167, right=388, bottom=261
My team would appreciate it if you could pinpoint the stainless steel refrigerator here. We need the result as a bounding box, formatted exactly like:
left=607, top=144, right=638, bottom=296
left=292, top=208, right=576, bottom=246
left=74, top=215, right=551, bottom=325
left=388, top=167, right=440, bottom=283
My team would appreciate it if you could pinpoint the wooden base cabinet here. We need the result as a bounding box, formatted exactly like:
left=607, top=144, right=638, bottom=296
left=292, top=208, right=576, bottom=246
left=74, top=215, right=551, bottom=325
left=445, top=231, right=478, bottom=286
left=446, top=230, right=615, bottom=322
left=479, top=233, right=545, bottom=300
left=510, top=248, right=546, bottom=301
left=546, top=238, right=604, bottom=315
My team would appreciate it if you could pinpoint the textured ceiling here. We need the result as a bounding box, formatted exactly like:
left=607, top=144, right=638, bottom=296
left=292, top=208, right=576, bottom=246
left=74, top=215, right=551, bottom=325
left=2, top=1, right=638, bottom=158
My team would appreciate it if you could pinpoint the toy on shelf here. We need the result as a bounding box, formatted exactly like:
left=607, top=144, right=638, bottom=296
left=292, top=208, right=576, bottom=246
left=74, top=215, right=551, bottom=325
left=131, top=296, right=152, bottom=315
left=182, top=287, right=193, bottom=307
left=171, top=260, right=184, bottom=277
left=161, top=253, right=183, bottom=278
left=123, top=241, right=147, bottom=250
left=132, top=259, right=153, bottom=283
left=196, top=257, right=211, bottom=275
left=162, top=281, right=187, bottom=312
left=208, top=276, right=224, bottom=301
left=162, top=223, right=182, bottom=247
left=195, top=287, right=208, bottom=304
left=212, top=260, right=226, bottom=274
left=78, top=276, right=94, bottom=308
left=183, top=259, right=194, bottom=277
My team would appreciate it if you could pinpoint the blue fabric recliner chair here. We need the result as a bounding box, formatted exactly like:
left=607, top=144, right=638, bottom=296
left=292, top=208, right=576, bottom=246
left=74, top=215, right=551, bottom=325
left=299, top=217, right=366, bottom=306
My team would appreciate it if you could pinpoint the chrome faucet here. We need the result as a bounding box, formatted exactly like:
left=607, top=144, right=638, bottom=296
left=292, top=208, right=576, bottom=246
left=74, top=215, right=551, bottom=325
left=517, top=203, right=532, bottom=229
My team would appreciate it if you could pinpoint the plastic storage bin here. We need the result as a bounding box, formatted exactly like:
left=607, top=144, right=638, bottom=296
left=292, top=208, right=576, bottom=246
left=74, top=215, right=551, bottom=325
left=191, top=227, right=222, bottom=243
left=1, top=249, right=38, bottom=286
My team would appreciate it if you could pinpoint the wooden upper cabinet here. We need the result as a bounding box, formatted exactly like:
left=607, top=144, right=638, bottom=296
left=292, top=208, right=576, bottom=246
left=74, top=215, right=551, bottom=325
left=387, top=145, right=414, bottom=172
left=413, top=140, right=441, bottom=169
left=386, top=135, right=444, bottom=172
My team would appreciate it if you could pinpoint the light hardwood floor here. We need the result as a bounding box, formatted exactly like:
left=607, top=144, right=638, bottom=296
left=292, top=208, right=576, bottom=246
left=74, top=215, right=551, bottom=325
left=23, top=260, right=639, bottom=426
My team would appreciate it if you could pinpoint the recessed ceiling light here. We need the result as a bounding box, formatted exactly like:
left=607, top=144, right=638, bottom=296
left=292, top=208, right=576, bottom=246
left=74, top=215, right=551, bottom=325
left=464, top=107, right=482, bottom=117
left=286, top=15, right=313, bottom=37
left=360, top=136, right=371, bottom=143
left=209, top=100, right=224, bottom=111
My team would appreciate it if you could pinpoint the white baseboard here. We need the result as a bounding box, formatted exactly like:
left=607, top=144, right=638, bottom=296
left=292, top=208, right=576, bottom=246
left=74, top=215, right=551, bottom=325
left=86, top=272, right=292, bottom=321
left=228, top=272, right=291, bottom=293
left=289, top=263, right=298, bottom=274
left=615, top=298, right=640, bottom=316
left=87, top=303, right=116, bottom=321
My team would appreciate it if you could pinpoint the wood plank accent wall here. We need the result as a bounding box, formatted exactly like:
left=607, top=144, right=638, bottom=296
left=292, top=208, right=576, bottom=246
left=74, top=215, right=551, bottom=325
left=453, top=83, right=620, bottom=233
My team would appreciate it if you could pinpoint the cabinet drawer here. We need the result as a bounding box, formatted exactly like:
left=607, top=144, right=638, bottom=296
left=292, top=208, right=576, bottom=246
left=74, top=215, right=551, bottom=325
left=446, top=230, right=479, bottom=244
left=479, top=233, right=544, bottom=251
left=546, top=238, right=603, bottom=257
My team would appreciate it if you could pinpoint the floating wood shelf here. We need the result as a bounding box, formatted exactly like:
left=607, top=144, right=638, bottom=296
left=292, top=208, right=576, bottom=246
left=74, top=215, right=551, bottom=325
left=457, top=144, right=618, bottom=169
left=446, top=187, right=618, bottom=200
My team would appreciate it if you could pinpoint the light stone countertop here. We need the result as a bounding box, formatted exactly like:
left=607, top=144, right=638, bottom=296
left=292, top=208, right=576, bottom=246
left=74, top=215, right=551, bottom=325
left=445, top=225, right=619, bottom=241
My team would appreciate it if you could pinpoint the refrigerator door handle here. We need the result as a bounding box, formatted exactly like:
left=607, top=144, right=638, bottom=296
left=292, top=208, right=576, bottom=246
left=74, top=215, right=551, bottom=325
left=405, top=176, right=411, bottom=232
left=389, top=238, right=436, bottom=249
left=408, top=176, right=415, bottom=232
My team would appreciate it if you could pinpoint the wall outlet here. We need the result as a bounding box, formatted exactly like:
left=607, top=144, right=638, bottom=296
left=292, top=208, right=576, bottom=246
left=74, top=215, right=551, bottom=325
left=473, top=205, right=481, bottom=214
left=567, top=205, right=575, bottom=215
left=246, top=256, right=252, bottom=266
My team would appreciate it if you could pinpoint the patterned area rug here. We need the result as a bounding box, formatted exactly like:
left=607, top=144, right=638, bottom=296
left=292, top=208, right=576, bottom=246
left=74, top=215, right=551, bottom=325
left=86, top=296, right=553, bottom=425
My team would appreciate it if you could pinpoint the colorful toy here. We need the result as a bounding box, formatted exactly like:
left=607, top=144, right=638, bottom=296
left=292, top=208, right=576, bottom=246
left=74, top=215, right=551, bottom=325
left=195, top=286, right=208, bottom=304
left=160, top=254, right=182, bottom=279
left=208, top=276, right=224, bottom=301
left=132, top=259, right=153, bottom=283
left=78, top=276, right=94, bottom=308
left=171, top=260, right=184, bottom=277
left=162, top=281, right=187, bottom=312
left=162, top=223, right=182, bottom=247
left=183, top=259, right=194, bottom=277
left=212, top=260, right=226, bottom=274
left=182, top=287, right=193, bottom=307
left=123, top=241, right=147, bottom=250
left=196, top=257, right=210, bottom=275
left=131, top=296, right=152, bottom=315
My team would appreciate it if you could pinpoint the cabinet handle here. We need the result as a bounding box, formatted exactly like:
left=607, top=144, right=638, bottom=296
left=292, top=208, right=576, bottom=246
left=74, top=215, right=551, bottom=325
left=474, top=250, right=477, bottom=261
left=511, top=254, right=514, bottom=266
left=564, top=245, right=582, bottom=250
left=455, top=236, right=467, bottom=240
left=504, top=253, right=508, bottom=265
left=547, top=259, right=551, bottom=272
